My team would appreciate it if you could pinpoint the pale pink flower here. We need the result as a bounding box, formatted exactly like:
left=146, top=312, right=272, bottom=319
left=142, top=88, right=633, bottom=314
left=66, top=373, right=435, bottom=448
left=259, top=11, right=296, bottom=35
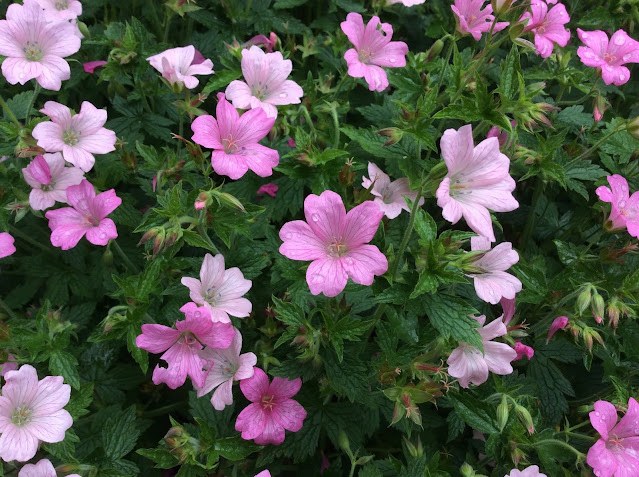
left=225, top=46, right=303, bottom=118
left=196, top=329, right=257, bottom=410
left=32, top=101, right=117, bottom=172
left=386, top=0, right=426, bottom=5
left=45, top=179, right=121, bottom=250
left=22, top=153, right=84, bottom=211
left=451, top=0, right=509, bottom=42
left=83, top=60, right=107, bottom=73
left=279, top=190, right=388, bottom=297
left=467, top=236, right=522, bottom=305
left=501, top=297, right=516, bottom=325
left=136, top=303, right=235, bottom=390
left=257, top=183, right=278, bottom=197
left=18, top=458, right=80, bottom=477
left=340, top=13, right=409, bottom=92
left=513, top=342, right=534, bottom=361
left=0, top=365, right=72, bottom=462
left=505, top=466, right=547, bottom=477
left=147, top=45, right=214, bottom=90
left=235, top=367, right=306, bottom=445
left=547, top=316, right=569, bottom=343
left=361, top=162, right=424, bottom=219
left=0, top=233, right=16, bottom=259
left=521, top=0, right=571, bottom=58
left=0, top=355, right=18, bottom=377
left=244, top=33, right=277, bottom=52
left=0, top=0, right=81, bottom=91
left=596, top=174, right=639, bottom=237
left=254, top=471, right=271, bottom=477
left=587, top=398, right=639, bottom=477
left=34, top=0, right=82, bottom=21
left=447, top=316, right=517, bottom=388
left=577, top=29, right=639, bottom=86
left=436, top=124, right=519, bottom=242
left=180, top=253, right=252, bottom=323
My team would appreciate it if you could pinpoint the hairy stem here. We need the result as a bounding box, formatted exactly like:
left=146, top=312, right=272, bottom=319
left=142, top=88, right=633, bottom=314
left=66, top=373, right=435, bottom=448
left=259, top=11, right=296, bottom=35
left=0, top=95, right=21, bottom=127
left=111, top=240, right=140, bottom=274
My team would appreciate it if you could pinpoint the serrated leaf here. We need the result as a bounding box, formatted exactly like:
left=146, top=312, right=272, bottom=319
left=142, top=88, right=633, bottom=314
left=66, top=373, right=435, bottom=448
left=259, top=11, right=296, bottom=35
left=137, top=448, right=179, bottom=469
left=203, top=70, right=242, bottom=94
left=413, top=208, right=437, bottom=242
left=102, top=406, right=141, bottom=460
left=420, top=294, right=482, bottom=350
left=214, top=436, right=262, bottom=461
left=447, top=392, right=500, bottom=434
left=49, top=350, right=81, bottom=389
left=272, top=296, right=306, bottom=326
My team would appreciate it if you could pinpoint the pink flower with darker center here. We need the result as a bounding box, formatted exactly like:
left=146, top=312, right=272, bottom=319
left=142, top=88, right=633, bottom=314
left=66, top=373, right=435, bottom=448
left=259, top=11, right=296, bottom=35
left=136, top=303, right=235, bottom=389
left=520, top=0, right=571, bottom=58
left=22, top=153, right=84, bottom=211
left=44, top=179, right=121, bottom=250
left=83, top=60, right=107, bottom=73
left=191, top=93, right=279, bottom=179
left=451, top=0, right=509, bottom=42
left=587, top=398, right=639, bottom=477
left=546, top=316, right=569, bottom=343
left=436, top=124, right=519, bottom=242
left=340, top=13, right=408, bottom=92
left=466, top=236, right=522, bottom=304
left=596, top=174, right=639, bottom=238
left=235, top=367, right=306, bottom=445
left=505, top=466, right=547, bottom=477
left=0, top=365, right=72, bottom=462
left=361, top=162, right=424, bottom=219
left=447, top=315, right=517, bottom=388
left=0, top=233, right=16, bottom=259
left=513, top=342, right=534, bottom=361
left=180, top=253, right=252, bottom=323
left=577, top=28, right=639, bottom=86
left=34, top=0, right=82, bottom=21
left=0, top=0, right=81, bottom=91
left=32, top=101, right=117, bottom=172
left=279, top=190, right=388, bottom=297
left=225, top=46, right=303, bottom=119
left=257, top=183, right=278, bottom=197
left=147, top=45, right=214, bottom=90
left=18, top=458, right=80, bottom=477
left=196, top=329, right=257, bottom=410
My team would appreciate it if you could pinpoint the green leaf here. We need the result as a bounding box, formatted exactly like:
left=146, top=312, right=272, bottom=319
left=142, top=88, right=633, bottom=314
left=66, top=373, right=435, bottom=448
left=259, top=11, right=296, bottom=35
left=102, top=406, right=141, bottom=460
left=420, top=294, right=482, bottom=350
left=127, top=324, right=148, bottom=374
left=137, top=448, right=179, bottom=469
left=203, top=70, right=242, bottom=94
left=410, top=271, right=438, bottom=298
left=447, top=392, right=500, bottom=434
left=49, top=350, right=81, bottom=390
left=5, top=91, right=34, bottom=120
left=499, top=45, right=521, bottom=101
left=272, top=296, right=306, bottom=326
left=553, top=240, right=579, bottom=266
left=413, top=208, right=437, bottom=242
left=66, top=383, right=94, bottom=420
left=214, top=436, right=262, bottom=461
left=182, top=230, right=218, bottom=252
left=529, top=352, right=575, bottom=425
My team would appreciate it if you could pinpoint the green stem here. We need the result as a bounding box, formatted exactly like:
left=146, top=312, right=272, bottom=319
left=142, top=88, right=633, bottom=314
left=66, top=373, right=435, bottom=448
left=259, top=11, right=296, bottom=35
left=0, top=297, right=19, bottom=321
left=196, top=211, right=220, bottom=254
left=141, top=402, right=184, bottom=418
left=8, top=225, right=54, bottom=254
left=111, top=240, right=140, bottom=274
left=348, top=459, right=357, bottom=477
left=0, top=95, right=21, bottom=127
left=330, top=104, right=340, bottom=148
left=574, top=125, right=624, bottom=162
left=519, top=179, right=544, bottom=247
left=521, top=439, right=585, bottom=460
left=26, top=82, right=41, bottom=123
left=163, top=11, right=175, bottom=43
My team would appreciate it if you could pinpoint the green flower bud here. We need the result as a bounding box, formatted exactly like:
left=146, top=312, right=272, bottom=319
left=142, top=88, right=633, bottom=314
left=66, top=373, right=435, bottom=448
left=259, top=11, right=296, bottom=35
left=497, top=395, right=510, bottom=430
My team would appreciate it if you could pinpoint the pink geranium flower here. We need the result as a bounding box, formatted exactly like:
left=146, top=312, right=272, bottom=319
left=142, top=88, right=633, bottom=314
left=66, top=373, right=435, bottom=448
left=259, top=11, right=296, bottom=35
left=32, top=101, right=117, bottom=172
left=45, top=179, right=121, bottom=250
left=257, top=183, right=278, bottom=197
left=34, top=0, right=82, bottom=21
left=0, top=233, right=16, bottom=259
left=147, top=45, right=214, bottom=90
left=386, top=0, right=426, bottom=5
left=513, top=342, right=534, bottom=361
left=340, top=13, right=409, bottom=92
left=18, top=458, right=80, bottom=477
left=0, top=0, right=81, bottom=91
left=279, top=190, right=388, bottom=297
left=136, top=303, right=235, bottom=389
left=0, top=365, right=72, bottom=462
left=196, top=329, right=257, bottom=410
left=520, top=0, right=571, bottom=58
left=22, top=153, right=84, bottom=211
left=505, top=466, right=547, bottom=477
left=225, top=46, right=303, bottom=118
left=587, top=398, right=639, bottom=477
left=181, top=253, right=253, bottom=323
left=596, top=174, right=639, bottom=237
left=191, top=93, right=279, bottom=180
left=235, top=367, right=306, bottom=445
left=547, top=316, right=569, bottom=343
left=447, top=316, right=517, bottom=388
left=436, top=124, right=519, bottom=242
left=466, top=236, right=522, bottom=305
left=577, top=29, right=639, bottom=86
left=501, top=297, right=516, bottom=325
left=83, top=60, right=107, bottom=73
left=451, top=0, right=509, bottom=42
left=361, top=162, right=423, bottom=219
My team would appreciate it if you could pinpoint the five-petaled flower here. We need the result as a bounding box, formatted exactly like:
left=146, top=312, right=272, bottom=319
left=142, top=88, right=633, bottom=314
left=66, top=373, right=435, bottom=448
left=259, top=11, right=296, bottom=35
left=451, top=0, right=509, bottom=42
left=596, top=174, right=639, bottom=238
left=361, top=162, right=423, bottom=219
left=147, top=45, right=214, bottom=90
left=34, top=0, right=83, bottom=21
left=521, top=0, right=571, bottom=59
left=505, top=466, right=547, bottom=477
left=577, top=28, right=639, bottom=86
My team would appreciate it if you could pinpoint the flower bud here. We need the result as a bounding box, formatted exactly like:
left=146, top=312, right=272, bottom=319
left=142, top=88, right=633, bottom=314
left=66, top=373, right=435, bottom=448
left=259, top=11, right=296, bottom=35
left=576, top=285, right=593, bottom=315
left=497, top=395, right=510, bottom=430
left=377, top=127, right=403, bottom=146
left=152, top=229, right=166, bottom=257
left=547, top=316, right=569, bottom=343
left=461, top=463, right=476, bottom=477
left=426, top=39, right=444, bottom=62
left=492, top=0, right=513, bottom=15
left=515, top=405, right=535, bottom=434
left=591, top=292, right=605, bottom=324
left=594, top=95, right=607, bottom=122
left=627, top=117, right=639, bottom=140
left=337, top=430, right=351, bottom=453
left=217, top=192, right=245, bottom=212
left=137, top=228, right=158, bottom=246
left=102, top=248, right=114, bottom=267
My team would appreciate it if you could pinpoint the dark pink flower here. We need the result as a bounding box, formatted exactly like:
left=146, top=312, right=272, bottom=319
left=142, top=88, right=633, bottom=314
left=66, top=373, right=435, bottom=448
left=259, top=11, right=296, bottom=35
left=244, top=34, right=276, bottom=53
left=287, top=138, right=296, bottom=148
left=0, top=233, right=16, bottom=258
left=257, top=183, right=278, bottom=197
left=546, top=316, right=569, bottom=343
left=83, top=60, right=107, bottom=73
left=577, top=28, right=639, bottom=86
left=596, top=174, right=639, bottom=237
left=521, top=0, right=571, bottom=58
left=513, top=342, right=534, bottom=361
left=451, top=0, right=509, bottom=42
left=235, top=368, right=306, bottom=445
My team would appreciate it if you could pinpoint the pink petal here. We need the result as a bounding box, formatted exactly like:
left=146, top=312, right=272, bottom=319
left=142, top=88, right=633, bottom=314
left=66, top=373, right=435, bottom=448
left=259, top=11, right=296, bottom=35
left=211, top=151, right=250, bottom=180
left=30, top=375, right=70, bottom=416
left=28, top=409, right=72, bottom=443
left=271, top=398, right=306, bottom=432
left=483, top=341, right=517, bottom=374
left=279, top=220, right=328, bottom=261
left=306, top=257, right=348, bottom=297
left=225, top=80, right=254, bottom=110
left=269, top=376, right=302, bottom=400
left=303, top=190, right=346, bottom=244
left=341, top=244, right=388, bottom=286
left=586, top=439, right=617, bottom=477
left=238, top=143, right=279, bottom=177
left=447, top=345, right=489, bottom=388
left=83, top=60, right=107, bottom=73
left=235, top=402, right=267, bottom=440
left=211, top=379, right=234, bottom=411
left=590, top=400, right=618, bottom=441
left=136, top=324, right=179, bottom=353
left=191, top=115, right=223, bottom=149
left=343, top=200, right=384, bottom=247
left=240, top=367, right=271, bottom=402
left=253, top=415, right=286, bottom=445
left=0, top=233, right=16, bottom=258
left=611, top=397, right=639, bottom=438
left=0, top=425, right=40, bottom=462
left=32, top=121, right=65, bottom=152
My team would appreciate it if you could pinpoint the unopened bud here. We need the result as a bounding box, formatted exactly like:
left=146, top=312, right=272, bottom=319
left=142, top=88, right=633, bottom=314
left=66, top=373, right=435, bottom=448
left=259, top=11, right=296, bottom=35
left=461, top=463, right=476, bottom=477
left=515, top=405, right=535, bottom=434
left=337, top=430, right=350, bottom=453
left=585, top=332, right=594, bottom=352
left=497, top=395, right=510, bottom=430
left=591, top=292, right=605, bottom=324
left=218, top=192, right=245, bottom=212
left=377, top=128, right=403, bottom=146
left=627, top=117, right=639, bottom=140
left=492, top=0, right=513, bottom=15
left=355, top=455, right=374, bottom=466
left=103, top=248, right=114, bottom=267
left=138, top=228, right=158, bottom=246
left=594, top=95, right=606, bottom=122
left=426, top=39, right=444, bottom=62
left=152, top=229, right=166, bottom=257
left=576, top=285, right=593, bottom=315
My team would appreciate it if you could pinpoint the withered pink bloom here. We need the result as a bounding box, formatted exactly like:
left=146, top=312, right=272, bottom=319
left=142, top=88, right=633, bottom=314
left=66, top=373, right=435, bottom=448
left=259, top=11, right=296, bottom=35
left=83, top=60, right=107, bottom=73
left=257, top=183, right=278, bottom=197
left=0, top=365, right=72, bottom=462
left=521, top=0, right=571, bottom=58
left=596, top=174, right=639, bottom=238
left=0, top=233, right=16, bottom=258
left=18, top=458, right=80, bottom=477
left=196, top=329, right=257, bottom=410
left=594, top=105, right=604, bottom=122
left=447, top=316, right=517, bottom=388
left=361, top=162, right=423, bottom=219
left=235, top=367, right=306, bottom=445
left=0, top=0, right=81, bottom=91
left=547, top=316, right=569, bottom=343
left=225, top=46, right=303, bottom=118
left=136, top=303, right=235, bottom=390
left=577, top=29, right=639, bottom=86
left=279, top=190, right=388, bottom=297
left=340, top=13, right=408, bottom=92
left=22, top=153, right=84, bottom=211
left=147, top=45, right=214, bottom=90
left=487, top=120, right=516, bottom=149
left=513, top=342, right=534, bottom=361
left=436, top=124, right=518, bottom=242
left=34, top=0, right=82, bottom=21
left=587, top=398, right=639, bottom=477
left=467, top=236, right=522, bottom=304
left=45, top=180, right=121, bottom=250
left=501, top=297, right=516, bottom=325
left=32, top=101, right=117, bottom=172
left=191, top=93, right=279, bottom=179
left=505, top=466, right=547, bottom=477
left=451, top=0, right=509, bottom=42
left=181, top=253, right=252, bottom=323
left=287, top=138, right=296, bottom=148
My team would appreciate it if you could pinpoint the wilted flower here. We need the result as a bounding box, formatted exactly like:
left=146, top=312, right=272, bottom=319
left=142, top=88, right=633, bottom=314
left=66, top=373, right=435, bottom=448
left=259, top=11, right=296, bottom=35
left=513, top=342, right=534, bottom=361
left=22, top=153, right=84, bottom=210
left=577, top=28, right=639, bottom=86
left=147, top=45, right=214, bottom=90
left=83, top=60, right=107, bottom=73
left=596, top=175, right=639, bottom=238
left=547, top=316, right=569, bottom=343
left=361, top=162, right=423, bottom=219
left=521, top=0, right=571, bottom=58
left=257, top=183, right=278, bottom=197
left=0, top=233, right=16, bottom=259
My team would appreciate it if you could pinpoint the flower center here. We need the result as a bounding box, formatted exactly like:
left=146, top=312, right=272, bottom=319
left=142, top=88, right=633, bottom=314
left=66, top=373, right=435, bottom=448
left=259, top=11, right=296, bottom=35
left=23, top=41, right=43, bottom=62
left=261, top=394, right=275, bottom=410
left=251, top=84, right=268, bottom=100
left=327, top=240, right=347, bottom=258
left=63, top=129, right=80, bottom=146
left=178, top=332, right=198, bottom=347
left=56, top=0, right=68, bottom=10
left=603, top=52, right=618, bottom=64
left=41, top=181, right=55, bottom=192
left=222, top=135, right=239, bottom=154
left=11, top=406, right=33, bottom=427
left=358, top=49, right=372, bottom=63
left=204, top=287, right=219, bottom=306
